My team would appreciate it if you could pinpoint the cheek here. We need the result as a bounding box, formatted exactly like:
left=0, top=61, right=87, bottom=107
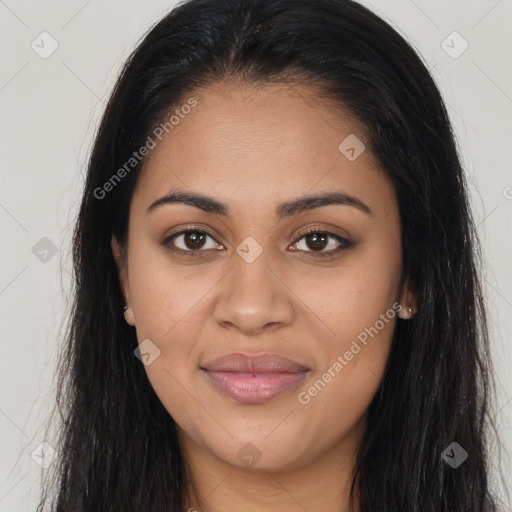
left=290, top=240, right=401, bottom=338
left=293, top=243, right=400, bottom=425
left=131, top=275, right=209, bottom=431
left=295, top=304, right=396, bottom=454
left=126, top=249, right=208, bottom=404
left=128, top=245, right=210, bottom=340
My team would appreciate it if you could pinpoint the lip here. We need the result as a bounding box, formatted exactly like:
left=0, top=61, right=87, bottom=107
left=200, top=352, right=311, bottom=404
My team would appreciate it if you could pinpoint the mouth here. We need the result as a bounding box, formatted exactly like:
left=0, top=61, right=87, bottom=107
left=200, top=352, right=311, bottom=405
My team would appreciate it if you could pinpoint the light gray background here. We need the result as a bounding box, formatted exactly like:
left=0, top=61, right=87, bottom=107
left=1, top=1, right=511, bottom=510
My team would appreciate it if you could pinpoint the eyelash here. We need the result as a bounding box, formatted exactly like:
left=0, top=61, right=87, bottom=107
left=162, top=225, right=353, bottom=259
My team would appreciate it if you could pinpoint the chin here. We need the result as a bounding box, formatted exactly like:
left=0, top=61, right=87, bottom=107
left=207, top=434, right=314, bottom=473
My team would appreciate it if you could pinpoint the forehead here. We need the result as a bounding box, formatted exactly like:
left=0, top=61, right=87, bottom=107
left=132, top=81, right=395, bottom=219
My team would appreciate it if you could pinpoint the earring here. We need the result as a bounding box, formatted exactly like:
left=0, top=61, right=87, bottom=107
left=123, top=305, right=135, bottom=326
left=400, top=304, right=414, bottom=319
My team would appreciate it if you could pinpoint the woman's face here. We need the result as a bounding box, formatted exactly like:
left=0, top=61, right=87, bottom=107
left=112, top=81, right=413, bottom=472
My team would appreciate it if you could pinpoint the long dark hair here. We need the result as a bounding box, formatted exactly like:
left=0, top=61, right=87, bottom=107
left=37, top=0, right=504, bottom=510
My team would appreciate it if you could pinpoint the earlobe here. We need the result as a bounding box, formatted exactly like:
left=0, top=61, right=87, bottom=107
left=123, top=306, right=136, bottom=326
left=398, top=277, right=418, bottom=319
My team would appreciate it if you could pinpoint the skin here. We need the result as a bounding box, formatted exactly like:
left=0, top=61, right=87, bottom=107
left=112, top=80, right=416, bottom=512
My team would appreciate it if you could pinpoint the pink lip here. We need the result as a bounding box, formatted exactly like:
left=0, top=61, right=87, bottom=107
left=200, top=352, right=310, bottom=404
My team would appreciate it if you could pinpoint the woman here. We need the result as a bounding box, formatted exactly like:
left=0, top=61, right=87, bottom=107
left=37, top=0, right=503, bottom=510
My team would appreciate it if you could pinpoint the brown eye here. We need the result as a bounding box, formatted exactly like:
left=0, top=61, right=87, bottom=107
left=165, top=229, right=223, bottom=255
left=291, top=229, right=352, bottom=258
left=303, top=232, right=329, bottom=251
left=182, top=231, right=207, bottom=250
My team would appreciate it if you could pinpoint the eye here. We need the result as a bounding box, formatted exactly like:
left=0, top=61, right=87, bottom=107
left=163, top=227, right=224, bottom=256
left=290, top=228, right=352, bottom=258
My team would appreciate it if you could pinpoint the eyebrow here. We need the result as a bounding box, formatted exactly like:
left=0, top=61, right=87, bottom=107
left=146, top=188, right=373, bottom=219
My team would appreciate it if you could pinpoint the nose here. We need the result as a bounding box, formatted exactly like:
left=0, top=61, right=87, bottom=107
left=212, top=246, right=295, bottom=337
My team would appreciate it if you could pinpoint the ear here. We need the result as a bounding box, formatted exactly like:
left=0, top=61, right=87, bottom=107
left=398, top=276, right=417, bottom=319
left=111, top=234, right=130, bottom=307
